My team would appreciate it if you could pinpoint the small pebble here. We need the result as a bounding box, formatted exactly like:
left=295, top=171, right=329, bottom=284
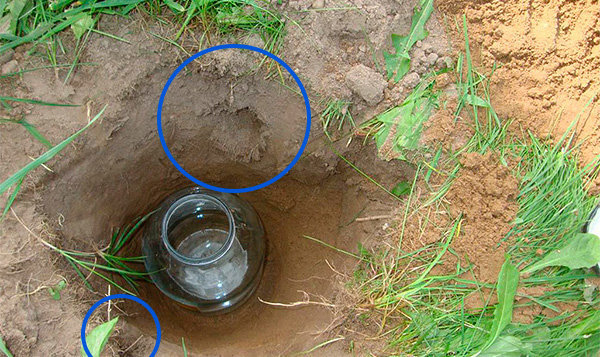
left=312, top=0, right=325, bottom=8
left=402, top=72, right=421, bottom=89
left=413, top=48, right=426, bottom=63
left=436, top=56, right=453, bottom=69
left=426, top=52, right=439, bottom=66
left=1, top=60, right=18, bottom=75
left=421, top=42, right=433, bottom=53
left=345, top=64, right=387, bottom=105
left=0, top=49, right=15, bottom=66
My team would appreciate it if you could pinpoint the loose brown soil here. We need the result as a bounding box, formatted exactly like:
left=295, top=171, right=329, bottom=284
left=400, top=152, right=519, bottom=283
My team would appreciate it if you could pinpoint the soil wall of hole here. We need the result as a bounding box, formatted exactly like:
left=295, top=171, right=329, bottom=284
left=38, top=66, right=406, bottom=354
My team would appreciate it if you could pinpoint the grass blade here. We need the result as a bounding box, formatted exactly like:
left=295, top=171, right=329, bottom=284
left=64, top=255, right=93, bottom=291
left=0, top=334, right=13, bottom=357
left=20, top=120, right=53, bottom=148
left=0, top=96, right=79, bottom=107
left=0, top=176, right=23, bottom=221
left=0, top=105, right=106, bottom=197
left=111, top=211, right=154, bottom=254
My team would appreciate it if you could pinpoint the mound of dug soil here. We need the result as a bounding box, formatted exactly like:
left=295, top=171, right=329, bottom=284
left=437, top=0, right=600, bottom=164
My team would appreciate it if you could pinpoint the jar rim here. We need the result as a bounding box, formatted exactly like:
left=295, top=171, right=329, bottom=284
left=161, top=193, right=236, bottom=266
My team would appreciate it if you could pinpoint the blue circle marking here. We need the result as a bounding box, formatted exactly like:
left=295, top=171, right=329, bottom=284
left=157, top=44, right=311, bottom=193
left=81, top=294, right=161, bottom=357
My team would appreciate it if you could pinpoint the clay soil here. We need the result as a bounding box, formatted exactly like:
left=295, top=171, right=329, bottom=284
left=0, top=0, right=598, bottom=356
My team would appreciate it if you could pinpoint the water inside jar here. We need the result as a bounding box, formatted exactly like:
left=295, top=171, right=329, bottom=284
left=169, top=210, right=229, bottom=258
left=167, top=206, right=248, bottom=301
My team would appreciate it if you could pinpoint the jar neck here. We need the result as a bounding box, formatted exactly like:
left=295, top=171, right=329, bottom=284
left=161, top=193, right=235, bottom=266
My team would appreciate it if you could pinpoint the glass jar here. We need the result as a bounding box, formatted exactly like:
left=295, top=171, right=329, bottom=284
left=142, top=187, right=266, bottom=313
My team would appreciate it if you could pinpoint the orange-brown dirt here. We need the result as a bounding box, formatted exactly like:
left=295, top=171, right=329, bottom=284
left=445, top=152, right=519, bottom=283
left=401, top=152, right=519, bottom=283
left=437, top=0, right=600, bottom=165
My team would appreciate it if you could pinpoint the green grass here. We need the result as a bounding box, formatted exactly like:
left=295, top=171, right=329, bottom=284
left=50, top=211, right=155, bottom=296
left=0, top=105, right=105, bottom=220
left=383, top=0, right=434, bottom=82
left=0, top=116, right=52, bottom=148
left=320, top=99, right=355, bottom=142
left=0, top=0, right=141, bottom=53
left=0, top=334, right=13, bottom=357
left=0, top=0, right=285, bottom=58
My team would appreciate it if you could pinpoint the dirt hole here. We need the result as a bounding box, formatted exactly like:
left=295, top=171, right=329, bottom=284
left=38, top=65, right=387, bottom=354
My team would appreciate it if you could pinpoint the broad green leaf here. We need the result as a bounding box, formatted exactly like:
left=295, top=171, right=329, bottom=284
left=80, top=317, right=118, bottom=357
left=372, top=80, right=438, bottom=159
left=164, top=0, right=185, bottom=13
left=391, top=181, right=411, bottom=196
left=481, top=258, right=519, bottom=352
left=71, top=13, right=94, bottom=40
left=480, top=335, right=529, bottom=357
left=0, top=333, right=13, bottom=357
left=383, top=0, right=434, bottom=82
left=524, top=233, right=600, bottom=273
left=465, top=94, right=490, bottom=108
left=8, top=0, right=28, bottom=35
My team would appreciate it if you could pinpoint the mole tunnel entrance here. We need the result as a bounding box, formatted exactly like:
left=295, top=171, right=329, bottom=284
left=36, top=65, right=407, bottom=355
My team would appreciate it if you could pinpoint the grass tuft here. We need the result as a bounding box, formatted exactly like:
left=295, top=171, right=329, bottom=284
left=320, top=99, right=355, bottom=142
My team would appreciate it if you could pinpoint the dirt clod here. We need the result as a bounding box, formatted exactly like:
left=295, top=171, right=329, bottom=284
left=0, top=49, right=14, bottom=66
left=311, top=0, right=325, bottom=9
left=1, top=60, right=18, bottom=75
left=345, top=64, right=387, bottom=105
